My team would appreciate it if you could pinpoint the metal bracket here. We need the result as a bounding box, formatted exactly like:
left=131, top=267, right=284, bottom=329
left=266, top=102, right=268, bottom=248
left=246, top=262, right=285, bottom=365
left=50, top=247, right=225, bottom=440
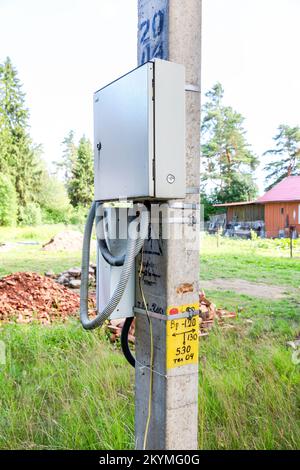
left=168, top=202, right=200, bottom=210
left=166, top=216, right=199, bottom=226
left=133, top=307, right=199, bottom=321
left=186, top=186, right=200, bottom=195
left=185, top=83, right=201, bottom=93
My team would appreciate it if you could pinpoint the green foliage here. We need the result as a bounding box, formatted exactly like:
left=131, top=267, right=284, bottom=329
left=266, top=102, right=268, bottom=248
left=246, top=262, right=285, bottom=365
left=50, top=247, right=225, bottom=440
left=0, top=173, right=17, bottom=226
left=38, top=167, right=71, bottom=224
left=14, top=143, right=43, bottom=213
left=200, top=192, right=217, bottom=221
left=201, top=83, right=258, bottom=181
left=55, top=130, right=77, bottom=183
left=18, top=202, right=42, bottom=226
left=212, top=172, right=258, bottom=204
left=264, top=124, right=300, bottom=190
left=68, top=135, right=94, bottom=208
left=0, top=59, right=94, bottom=223
left=201, top=83, right=258, bottom=214
left=67, top=205, right=89, bottom=226
left=0, top=113, right=11, bottom=174
left=0, top=57, right=43, bottom=217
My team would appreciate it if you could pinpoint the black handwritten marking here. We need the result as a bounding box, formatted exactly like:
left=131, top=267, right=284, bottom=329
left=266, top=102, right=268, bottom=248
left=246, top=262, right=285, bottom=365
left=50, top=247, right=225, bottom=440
left=142, top=259, right=161, bottom=286
left=151, top=303, right=165, bottom=315
left=144, top=237, right=163, bottom=257
left=177, top=327, right=197, bottom=344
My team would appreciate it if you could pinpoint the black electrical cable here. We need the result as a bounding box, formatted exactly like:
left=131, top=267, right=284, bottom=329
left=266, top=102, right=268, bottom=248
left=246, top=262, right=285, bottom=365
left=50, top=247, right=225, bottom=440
left=120, top=317, right=135, bottom=368
left=98, top=208, right=137, bottom=267
left=96, top=204, right=137, bottom=367
left=99, top=238, right=125, bottom=266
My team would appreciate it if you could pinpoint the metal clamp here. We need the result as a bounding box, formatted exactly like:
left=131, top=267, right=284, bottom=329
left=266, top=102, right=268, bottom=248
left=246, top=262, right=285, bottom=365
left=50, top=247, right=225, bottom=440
left=186, top=187, right=200, bottom=195
left=133, top=307, right=199, bottom=321
left=185, top=83, right=201, bottom=93
left=168, top=202, right=200, bottom=210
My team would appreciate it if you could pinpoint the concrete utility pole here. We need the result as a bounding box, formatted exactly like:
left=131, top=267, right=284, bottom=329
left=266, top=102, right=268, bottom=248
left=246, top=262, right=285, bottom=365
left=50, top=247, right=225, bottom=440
left=135, top=0, right=202, bottom=450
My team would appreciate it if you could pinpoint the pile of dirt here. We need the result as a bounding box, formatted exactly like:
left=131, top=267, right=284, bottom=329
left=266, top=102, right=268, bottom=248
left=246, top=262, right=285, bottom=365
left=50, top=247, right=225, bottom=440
left=42, top=231, right=83, bottom=251
left=0, top=272, right=95, bottom=324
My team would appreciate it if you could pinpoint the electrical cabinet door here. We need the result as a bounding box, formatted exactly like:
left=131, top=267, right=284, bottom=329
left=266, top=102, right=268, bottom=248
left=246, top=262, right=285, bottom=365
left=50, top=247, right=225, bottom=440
left=94, top=59, right=185, bottom=201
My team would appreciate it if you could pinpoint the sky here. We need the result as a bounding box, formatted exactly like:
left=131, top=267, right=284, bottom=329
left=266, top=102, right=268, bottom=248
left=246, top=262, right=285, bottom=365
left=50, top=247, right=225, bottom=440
left=0, top=0, right=299, bottom=195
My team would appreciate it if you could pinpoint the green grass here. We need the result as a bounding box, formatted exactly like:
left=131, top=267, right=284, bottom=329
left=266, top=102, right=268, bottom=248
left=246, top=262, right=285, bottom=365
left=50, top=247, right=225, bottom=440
left=0, top=322, right=134, bottom=450
left=0, top=228, right=299, bottom=449
left=204, top=289, right=300, bottom=321
left=0, top=319, right=299, bottom=450
left=199, top=324, right=300, bottom=449
left=200, top=234, right=300, bottom=325
left=0, top=245, right=84, bottom=277
left=0, top=224, right=95, bottom=277
left=201, top=235, right=300, bottom=288
left=198, top=234, right=300, bottom=449
left=0, top=224, right=80, bottom=244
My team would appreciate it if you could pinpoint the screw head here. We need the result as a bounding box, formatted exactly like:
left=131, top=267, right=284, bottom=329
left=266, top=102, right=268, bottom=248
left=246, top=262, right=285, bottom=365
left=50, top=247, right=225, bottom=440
left=167, top=174, right=175, bottom=184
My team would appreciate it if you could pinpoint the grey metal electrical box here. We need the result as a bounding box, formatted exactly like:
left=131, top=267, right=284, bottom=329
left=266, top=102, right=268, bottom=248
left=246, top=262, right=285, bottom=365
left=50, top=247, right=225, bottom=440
left=94, top=59, right=185, bottom=201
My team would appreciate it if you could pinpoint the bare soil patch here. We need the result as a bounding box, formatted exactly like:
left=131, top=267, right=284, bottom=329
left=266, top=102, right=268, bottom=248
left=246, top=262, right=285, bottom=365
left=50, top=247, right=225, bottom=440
left=200, top=278, right=289, bottom=299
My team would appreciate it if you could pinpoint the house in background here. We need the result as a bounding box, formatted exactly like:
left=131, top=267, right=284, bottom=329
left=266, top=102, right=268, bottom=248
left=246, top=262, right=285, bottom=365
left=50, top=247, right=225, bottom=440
left=257, top=176, right=300, bottom=237
left=214, top=176, right=300, bottom=238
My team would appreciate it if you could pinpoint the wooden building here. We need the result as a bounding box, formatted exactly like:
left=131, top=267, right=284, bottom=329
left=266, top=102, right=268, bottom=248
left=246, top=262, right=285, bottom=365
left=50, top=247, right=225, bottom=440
left=257, top=176, right=300, bottom=238
left=222, top=201, right=264, bottom=224
left=214, top=176, right=300, bottom=238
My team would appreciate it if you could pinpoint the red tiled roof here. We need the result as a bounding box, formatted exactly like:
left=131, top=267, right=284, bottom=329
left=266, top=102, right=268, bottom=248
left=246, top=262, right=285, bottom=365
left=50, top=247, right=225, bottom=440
left=257, top=176, right=300, bottom=203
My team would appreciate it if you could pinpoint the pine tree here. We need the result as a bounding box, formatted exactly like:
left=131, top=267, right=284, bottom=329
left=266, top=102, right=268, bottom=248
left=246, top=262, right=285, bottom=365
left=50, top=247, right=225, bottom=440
left=0, top=57, right=42, bottom=211
left=264, top=124, right=300, bottom=190
left=0, top=173, right=17, bottom=226
left=56, top=130, right=77, bottom=183
left=201, top=82, right=258, bottom=202
left=0, top=112, right=11, bottom=173
left=68, top=135, right=94, bottom=207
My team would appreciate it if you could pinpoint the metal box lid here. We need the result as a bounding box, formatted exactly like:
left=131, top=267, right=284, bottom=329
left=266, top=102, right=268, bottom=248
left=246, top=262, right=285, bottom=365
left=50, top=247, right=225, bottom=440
left=94, top=60, right=185, bottom=201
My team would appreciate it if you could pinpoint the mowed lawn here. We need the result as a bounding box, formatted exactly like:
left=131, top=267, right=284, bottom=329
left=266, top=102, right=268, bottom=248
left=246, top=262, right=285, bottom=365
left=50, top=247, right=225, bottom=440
left=0, top=227, right=300, bottom=449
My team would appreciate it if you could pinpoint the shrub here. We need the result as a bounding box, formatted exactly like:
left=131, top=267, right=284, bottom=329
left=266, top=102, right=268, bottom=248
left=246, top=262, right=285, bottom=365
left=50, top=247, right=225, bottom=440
left=0, top=173, right=17, bottom=226
left=41, top=207, right=69, bottom=224
left=68, top=205, right=89, bottom=226
left=19, top=203, right=42, bottom=226
left=39, top=175, right=71, bottom=224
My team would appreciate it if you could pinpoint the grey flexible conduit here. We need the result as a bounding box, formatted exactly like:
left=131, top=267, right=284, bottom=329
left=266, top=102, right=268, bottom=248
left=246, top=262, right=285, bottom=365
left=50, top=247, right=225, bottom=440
left=80, top=201, right=148, bottom=330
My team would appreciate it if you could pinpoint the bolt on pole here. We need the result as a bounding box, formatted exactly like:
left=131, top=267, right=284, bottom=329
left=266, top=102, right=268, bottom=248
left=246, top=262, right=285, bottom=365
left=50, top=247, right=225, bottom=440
left=135, top=0, right=202, bottom=450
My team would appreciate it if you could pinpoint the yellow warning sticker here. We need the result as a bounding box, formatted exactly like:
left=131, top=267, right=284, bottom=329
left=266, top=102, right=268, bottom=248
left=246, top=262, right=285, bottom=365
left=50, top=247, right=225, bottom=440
left=166, top=304, right=199, bottom=369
